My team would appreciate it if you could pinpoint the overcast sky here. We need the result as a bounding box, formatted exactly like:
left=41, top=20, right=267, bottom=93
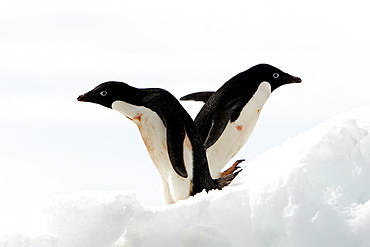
left=1, top=0, right=369, bottom=230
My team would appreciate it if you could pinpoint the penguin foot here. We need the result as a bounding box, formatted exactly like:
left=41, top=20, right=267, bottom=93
left=216, top=168, right=242, bottom=188
left=220, top=159, right=245, bottom=177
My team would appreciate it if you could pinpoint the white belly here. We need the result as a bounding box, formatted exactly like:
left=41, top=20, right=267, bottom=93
left=207, top=81, right=271, bottom=178
left=112, top=101, right=193, bottom=204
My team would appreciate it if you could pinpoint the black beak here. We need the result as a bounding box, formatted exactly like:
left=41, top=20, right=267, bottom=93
left=77, top=93, right=89, bottom=102
left=291, top=76, right=302, bottom=83
left=284, top=74, right=302, bottom=83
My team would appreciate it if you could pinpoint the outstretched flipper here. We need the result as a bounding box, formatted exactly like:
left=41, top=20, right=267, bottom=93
left=180, top=91, right=215, bottom=103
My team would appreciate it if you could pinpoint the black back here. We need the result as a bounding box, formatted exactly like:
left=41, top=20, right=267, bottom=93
left=182, top=64, right=301, bottom=149
left=78, top=81, right=223, bottom=194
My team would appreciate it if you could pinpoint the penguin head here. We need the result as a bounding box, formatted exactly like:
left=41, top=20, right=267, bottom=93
left=249, top=64, right=301, bottom=91
left=77, top=81, right=143, bottom=108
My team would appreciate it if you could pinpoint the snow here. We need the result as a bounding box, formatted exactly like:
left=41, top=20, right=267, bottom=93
left=1, top=105, right=370, bottom=247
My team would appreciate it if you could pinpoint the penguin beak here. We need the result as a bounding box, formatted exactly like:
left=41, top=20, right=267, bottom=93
left=77, top=93, right=90, bottom=102
left=284, top=75, right=302, bottom=84
left=291, top=76, right=302, bottom=83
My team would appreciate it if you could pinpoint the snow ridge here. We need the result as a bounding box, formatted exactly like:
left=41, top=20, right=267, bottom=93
left=1, top=105, right=370, bottom=247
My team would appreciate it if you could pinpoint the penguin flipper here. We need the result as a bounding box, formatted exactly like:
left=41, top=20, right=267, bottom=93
left=180, top=91, right=215, bottom=103
left=204, top=108, right=234, bottom=149
left=164, top=118, right=189, bottom=178
left=146, top=93, right=189, bottom=179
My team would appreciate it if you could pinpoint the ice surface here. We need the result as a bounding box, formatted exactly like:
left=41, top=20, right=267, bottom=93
left=1, top=105, right=370, bottom=247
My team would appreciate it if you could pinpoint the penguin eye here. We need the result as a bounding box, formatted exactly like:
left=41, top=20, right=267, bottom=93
left=100, top=91, right=107, bottom=96
left=273, top=73, right=279, bottom=79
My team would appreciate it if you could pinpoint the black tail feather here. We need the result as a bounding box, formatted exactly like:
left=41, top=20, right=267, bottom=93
left=180, top=91, right=215, bottom=103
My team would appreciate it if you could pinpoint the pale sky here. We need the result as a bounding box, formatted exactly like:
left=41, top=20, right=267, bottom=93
left=1, top=0, right=369, bottom=230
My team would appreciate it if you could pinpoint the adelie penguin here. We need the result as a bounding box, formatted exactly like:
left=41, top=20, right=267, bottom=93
left=181, top=64, right=301, bottom=178
left=77, top=82, right=240, bottom=204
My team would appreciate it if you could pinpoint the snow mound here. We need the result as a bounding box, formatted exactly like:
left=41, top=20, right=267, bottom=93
left=28, top=191, right=143, bottom=247
left=114, top=105, right=370, bottom=247
left=1, top=105, right=370, bottom=247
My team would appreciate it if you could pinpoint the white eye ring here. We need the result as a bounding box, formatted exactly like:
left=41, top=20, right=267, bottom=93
left=100, top=91, right=107, bottom=96
left=273, top=73, right=279, bottom=78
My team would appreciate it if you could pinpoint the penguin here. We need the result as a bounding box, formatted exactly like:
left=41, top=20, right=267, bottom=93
left=77, top=82, right=239, bottom=204
left=180, top=64, right=301, bottom=178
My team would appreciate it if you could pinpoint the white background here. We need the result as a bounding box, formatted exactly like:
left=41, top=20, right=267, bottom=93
left=0, top=0, right=369, bottom=230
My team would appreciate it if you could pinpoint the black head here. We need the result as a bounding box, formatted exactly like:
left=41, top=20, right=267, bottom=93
left=77, top=81, right=143, bottom=108
left=245, top=64, right=301, bottom=91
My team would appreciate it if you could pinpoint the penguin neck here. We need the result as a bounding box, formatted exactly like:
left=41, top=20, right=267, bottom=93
left=245, top=81, right=271, bottom=111
left=111, top=100, right=170, bottom=176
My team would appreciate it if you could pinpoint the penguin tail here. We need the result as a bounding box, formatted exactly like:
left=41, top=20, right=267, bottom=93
left=180, top=91, right=214, bottom=103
